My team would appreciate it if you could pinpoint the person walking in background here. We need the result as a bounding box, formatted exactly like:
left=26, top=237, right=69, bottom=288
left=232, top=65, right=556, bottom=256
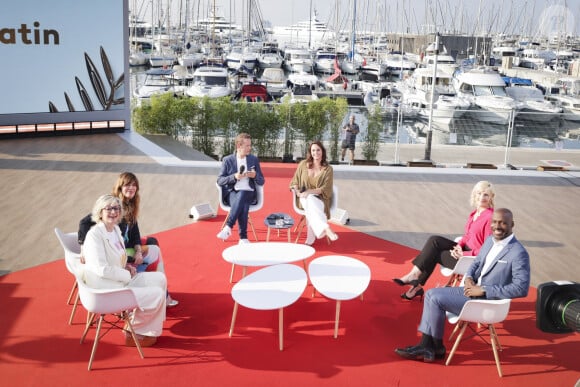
left=393, top=181, right=496, bottom=301
left=394, top=208, right=530, bottom=362
left=82, top=194, right=167, bottom=348
left=290, top=141, right=338, bottom=245
left=78, top=172, right=179, bottom=307
left=217, top=132, right=265, bottom=244
left=341, top=115, right=360, bottom=163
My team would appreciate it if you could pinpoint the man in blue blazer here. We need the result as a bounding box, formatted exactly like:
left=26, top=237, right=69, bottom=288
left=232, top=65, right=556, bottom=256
left=395, top=208, right=530, bottom=362
left=217, top=133, right=265, bottom=244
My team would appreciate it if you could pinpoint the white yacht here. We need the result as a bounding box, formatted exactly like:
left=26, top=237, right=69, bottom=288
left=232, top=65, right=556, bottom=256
left=504, top=78, right=562, bottom=122
left=314, top=51, right=338, bottom=74
left=272, top=9, right=336, bottom=49
left=257, top=43, right=283, bottom=69
left=260, top=68, right=288, bottom=93
left=421, top=43, right=458, bottom=74
left=453, top=67, right=519, bottom=125
left=382, top=53, right=416, bottom=78
left=544, top=92, right=580, bottom=122
left=225, top=46, right=258, bottom=72
left=287, top=71, right=318, bottom=89
left=515, top=48, right=549, bottom=69
left=178, top=51, right=204, bottom=68
left=491, top=42, right=518, bottom=65
left=360, top=56, right=388, bottom=77
left=399, top=67, right=469, bottom=126
left=555, top=77, right=580, bottom=97
left=133, top=68, right=186, bottom=101
left=282, top=48, right=314, bottom=73
left=149, top=51, right=177, bottom=68
left=340, top=51, right=365, bottom=74
left=185, top=66, right=231, bottom=98
left=196, top=9, right=242, bottom=37
left=281, top=84, right=319, bottom=104
left=129, top=51, right=150, bottom=67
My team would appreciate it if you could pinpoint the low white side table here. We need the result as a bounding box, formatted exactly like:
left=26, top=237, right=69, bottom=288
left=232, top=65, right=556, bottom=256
left=264, top=212, right=294, bottom=242
left=308, top=255, right=371, bottom=338
left=229, top=264, right=307, bottom=351
left=222, top=242, right=315, bottom=282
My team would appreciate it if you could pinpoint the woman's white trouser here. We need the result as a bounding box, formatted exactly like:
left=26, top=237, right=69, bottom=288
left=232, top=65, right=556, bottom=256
left=128, top=271, right=167, bottom=336
left=299, top=195, right=328, bottom=240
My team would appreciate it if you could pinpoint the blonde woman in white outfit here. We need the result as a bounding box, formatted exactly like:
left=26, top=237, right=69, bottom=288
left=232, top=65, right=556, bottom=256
left=290, top=141, right=338, bottom=245
left=82, top=194, right=166, bottom=347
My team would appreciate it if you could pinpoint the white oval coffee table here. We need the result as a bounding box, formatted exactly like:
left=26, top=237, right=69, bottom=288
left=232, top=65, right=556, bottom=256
left=308, top=255, right=371, bottom=338
left=229, top=264, right=308, bottom=351
left=222, top=242, right=315, bottom=282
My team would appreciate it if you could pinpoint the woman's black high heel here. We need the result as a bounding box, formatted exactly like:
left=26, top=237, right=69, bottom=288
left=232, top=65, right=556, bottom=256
left=393, top=278, right=419, bottom=287
left=401, top=285, right=424, bottom=301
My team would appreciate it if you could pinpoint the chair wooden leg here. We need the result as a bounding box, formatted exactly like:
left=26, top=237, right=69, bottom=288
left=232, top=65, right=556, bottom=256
left=229, top=264, right=236, bottom=283
left=67, top=281, right=77, bottom=305
left=69, top=293, right=80, bottom=325
left=293, top=216, right=306, bottom=243
left=489, top=324, right=503, bottom=351
left=221, top=213, right=230, bottom=230
left=446, top=321, right=468, bottom=366
left=334, top=300, right=342, bottom=339
left=293, top=216, right=305, bottom=233
left=279, top=308, right=284, bottom=351
left=294, top=223, right=306, bottom=243
left=87, top=315, right=104, bottom=370
left=448, top=321, right=461, bottom=341
left=229, top=302, right=239, bottom=337
left=489, top=324, right=503, bottom=377
left=449, top=275, right=458, bottom=287
left=81, top=313, right=96, bottom=344
left=125, top=317, right=144, bottom=359
left=248, top=215, right=258, bottom=241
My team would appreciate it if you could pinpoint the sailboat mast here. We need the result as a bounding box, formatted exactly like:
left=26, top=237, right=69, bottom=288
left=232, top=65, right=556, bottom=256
left=351, top=0, right=357, bottom=60
left=308, top=0, right=312, bottom=49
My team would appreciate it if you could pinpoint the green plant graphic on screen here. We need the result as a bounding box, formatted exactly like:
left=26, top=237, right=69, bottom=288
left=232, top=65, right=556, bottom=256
left=49, top=46, right=124, bottom=112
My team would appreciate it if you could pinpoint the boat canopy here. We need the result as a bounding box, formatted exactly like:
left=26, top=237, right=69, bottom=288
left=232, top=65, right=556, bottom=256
left=502, top=77, right=533, bottom=86
left=145, top=68, right=175, bottom=76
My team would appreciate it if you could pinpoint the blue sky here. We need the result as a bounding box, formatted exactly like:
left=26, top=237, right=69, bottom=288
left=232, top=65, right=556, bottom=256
left=137, top=0, right=580, bottom=37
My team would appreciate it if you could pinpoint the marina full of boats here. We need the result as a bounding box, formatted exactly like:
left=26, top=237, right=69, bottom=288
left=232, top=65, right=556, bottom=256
left=129, top=1, right=580, bottom=151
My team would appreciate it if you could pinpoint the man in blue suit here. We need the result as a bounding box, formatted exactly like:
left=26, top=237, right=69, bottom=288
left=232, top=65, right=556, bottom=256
left=395, top=208, right=530, bottom=362
left=217, top=133, right=265, bottom=244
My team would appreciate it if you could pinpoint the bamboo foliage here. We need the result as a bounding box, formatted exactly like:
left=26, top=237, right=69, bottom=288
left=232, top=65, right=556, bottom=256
left=132, top=95, right=350, bottom=160
left=363, top=104, right=382, bottom=161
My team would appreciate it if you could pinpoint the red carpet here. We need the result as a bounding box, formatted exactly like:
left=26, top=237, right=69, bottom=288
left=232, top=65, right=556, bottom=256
left=1, top=163, right=578, bottom=386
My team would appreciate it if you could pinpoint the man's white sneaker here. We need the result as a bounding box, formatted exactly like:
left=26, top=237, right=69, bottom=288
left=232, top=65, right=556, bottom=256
left=238, top=239, right=250, bottom=244
left=217, top=226, right=232, bottom=241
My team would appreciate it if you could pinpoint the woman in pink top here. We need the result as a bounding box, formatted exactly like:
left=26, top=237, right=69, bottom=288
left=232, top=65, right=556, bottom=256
left=393, top=181, right=495, bottom=300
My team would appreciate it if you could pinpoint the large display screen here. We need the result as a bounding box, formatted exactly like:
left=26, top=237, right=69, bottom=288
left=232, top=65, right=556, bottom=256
left=0, top=0, right=129, bottom=132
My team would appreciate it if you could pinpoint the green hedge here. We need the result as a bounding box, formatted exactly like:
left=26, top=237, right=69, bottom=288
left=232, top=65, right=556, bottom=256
left=132, top=94, right=349, bottom=161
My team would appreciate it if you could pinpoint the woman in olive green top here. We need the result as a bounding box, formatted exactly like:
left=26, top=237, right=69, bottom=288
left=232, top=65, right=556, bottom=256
left=290, top=141, right=338, bottom=245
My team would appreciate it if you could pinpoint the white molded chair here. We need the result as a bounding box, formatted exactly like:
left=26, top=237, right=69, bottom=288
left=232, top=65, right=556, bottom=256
left=440, top=256, right=476, bottom=287
left=292, top=184, right=338, bottom=244
left=54, top=227, right=83, bottom=325
left=76, top=274, right=144, bottom=371
left=445, top=299, right=512, bottom=377
left=216, top=182, right=264, bottom=241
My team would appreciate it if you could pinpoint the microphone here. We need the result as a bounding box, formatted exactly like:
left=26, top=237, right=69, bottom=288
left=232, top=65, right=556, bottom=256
left=239, top=165, right=245, bottom=174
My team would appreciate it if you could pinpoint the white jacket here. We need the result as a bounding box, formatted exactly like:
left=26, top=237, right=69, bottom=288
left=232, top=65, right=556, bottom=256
left=82, top=222, right=131, bottom=288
